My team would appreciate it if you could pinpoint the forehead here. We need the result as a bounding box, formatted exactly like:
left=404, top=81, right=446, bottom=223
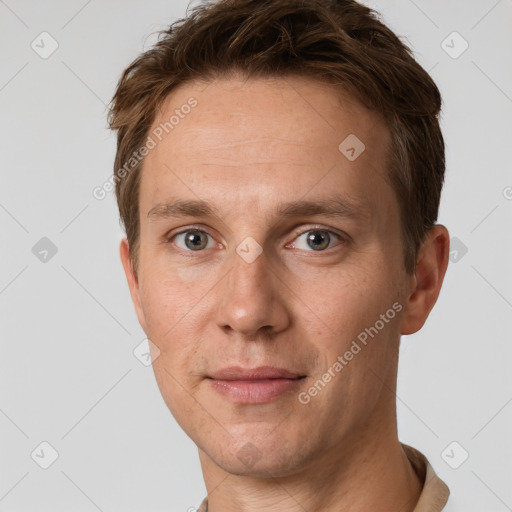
left=140, top=74, right=393, bottom=222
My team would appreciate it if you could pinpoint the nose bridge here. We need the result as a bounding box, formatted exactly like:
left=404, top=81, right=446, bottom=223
left=230, top=242, right=270, bottom=294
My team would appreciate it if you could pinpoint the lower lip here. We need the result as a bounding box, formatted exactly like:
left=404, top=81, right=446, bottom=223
left=208, top=378, right=304, bottom=404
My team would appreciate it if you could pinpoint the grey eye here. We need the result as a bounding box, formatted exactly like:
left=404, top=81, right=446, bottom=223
left=174, top=230, right=214, bottom=251
left=294, top=230, right=339, bottom=251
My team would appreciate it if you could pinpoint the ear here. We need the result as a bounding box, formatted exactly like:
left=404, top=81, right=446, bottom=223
left=400, top=225, right=450, bottom=335
left=119, top=238, right=147, bottom=332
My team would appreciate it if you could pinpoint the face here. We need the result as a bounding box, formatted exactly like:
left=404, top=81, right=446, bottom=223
left=121, top=74, right=434, bottom=478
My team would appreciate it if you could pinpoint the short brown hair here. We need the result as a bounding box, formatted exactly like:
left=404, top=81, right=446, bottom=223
left=108, top=0, right=444, bottom=275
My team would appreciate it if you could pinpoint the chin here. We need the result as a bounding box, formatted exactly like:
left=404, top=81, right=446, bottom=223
left=203, top=432, right=312, bottom=478
left=216, top=452, right=303, bottom=479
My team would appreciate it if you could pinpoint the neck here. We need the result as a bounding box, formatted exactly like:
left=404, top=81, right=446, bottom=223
left=198, top=405, right=423, bottom=512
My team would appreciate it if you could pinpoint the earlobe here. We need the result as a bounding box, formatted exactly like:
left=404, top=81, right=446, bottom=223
left=400, top=225, right=450, bottom=335
left=119, top=238, right=147, bottom=332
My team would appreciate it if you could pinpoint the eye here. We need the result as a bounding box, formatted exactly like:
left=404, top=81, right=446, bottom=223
left=289, top=228, right=343, bottom=252
left=170, top=229, right=216, bottom=251
left=167, top=227, right=344, bottom=253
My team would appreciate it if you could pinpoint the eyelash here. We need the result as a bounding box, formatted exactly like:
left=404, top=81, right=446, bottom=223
left=165, top=224, right=347, bottom=254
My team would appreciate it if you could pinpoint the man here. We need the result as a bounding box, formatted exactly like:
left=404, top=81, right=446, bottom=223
left=109, top=0, right=451, bottom=510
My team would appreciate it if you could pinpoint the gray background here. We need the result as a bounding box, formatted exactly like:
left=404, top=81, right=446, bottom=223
left=1, top=0, right=511, bottom=510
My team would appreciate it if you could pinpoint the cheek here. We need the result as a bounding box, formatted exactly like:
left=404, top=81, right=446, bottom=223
left=138, top=274, right=201, bottom=361
left=303, top=265, right=400, bottom=365
left=141, top=275, right=208, bottom=416
left=139, top=244, right=206, bottom=319
left=306, top=267, right=377, bottom=326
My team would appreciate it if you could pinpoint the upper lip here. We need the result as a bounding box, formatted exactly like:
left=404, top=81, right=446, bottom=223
left=208, top=366, right=305, bottom=380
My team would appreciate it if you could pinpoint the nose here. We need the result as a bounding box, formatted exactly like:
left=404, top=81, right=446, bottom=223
left=215, top=243, right=290, bottom=338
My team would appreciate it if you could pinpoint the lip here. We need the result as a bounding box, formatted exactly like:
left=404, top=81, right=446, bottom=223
left=208, top=365, right=304, bottom=380
left=207, top=366, right=306, bottom=404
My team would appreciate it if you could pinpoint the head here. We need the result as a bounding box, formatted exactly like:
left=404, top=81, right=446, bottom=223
left=109, top=0, right=449, bottom=477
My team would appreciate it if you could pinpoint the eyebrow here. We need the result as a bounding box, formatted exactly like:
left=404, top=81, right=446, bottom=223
left=147, top=196, right=368, bottom=222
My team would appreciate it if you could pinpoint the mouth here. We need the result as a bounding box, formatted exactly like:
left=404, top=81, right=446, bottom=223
left=206, top=366, right=307, bottom=404
left=207, top=365, right=306, bottom=380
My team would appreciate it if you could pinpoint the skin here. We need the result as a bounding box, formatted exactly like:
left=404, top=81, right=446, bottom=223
left=120, top=74, right=450, bottom=512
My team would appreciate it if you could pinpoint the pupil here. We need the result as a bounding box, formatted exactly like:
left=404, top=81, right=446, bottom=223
left=186, top=231, right=206, bottom=250
left=307, top=231, right=329, bottom=250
